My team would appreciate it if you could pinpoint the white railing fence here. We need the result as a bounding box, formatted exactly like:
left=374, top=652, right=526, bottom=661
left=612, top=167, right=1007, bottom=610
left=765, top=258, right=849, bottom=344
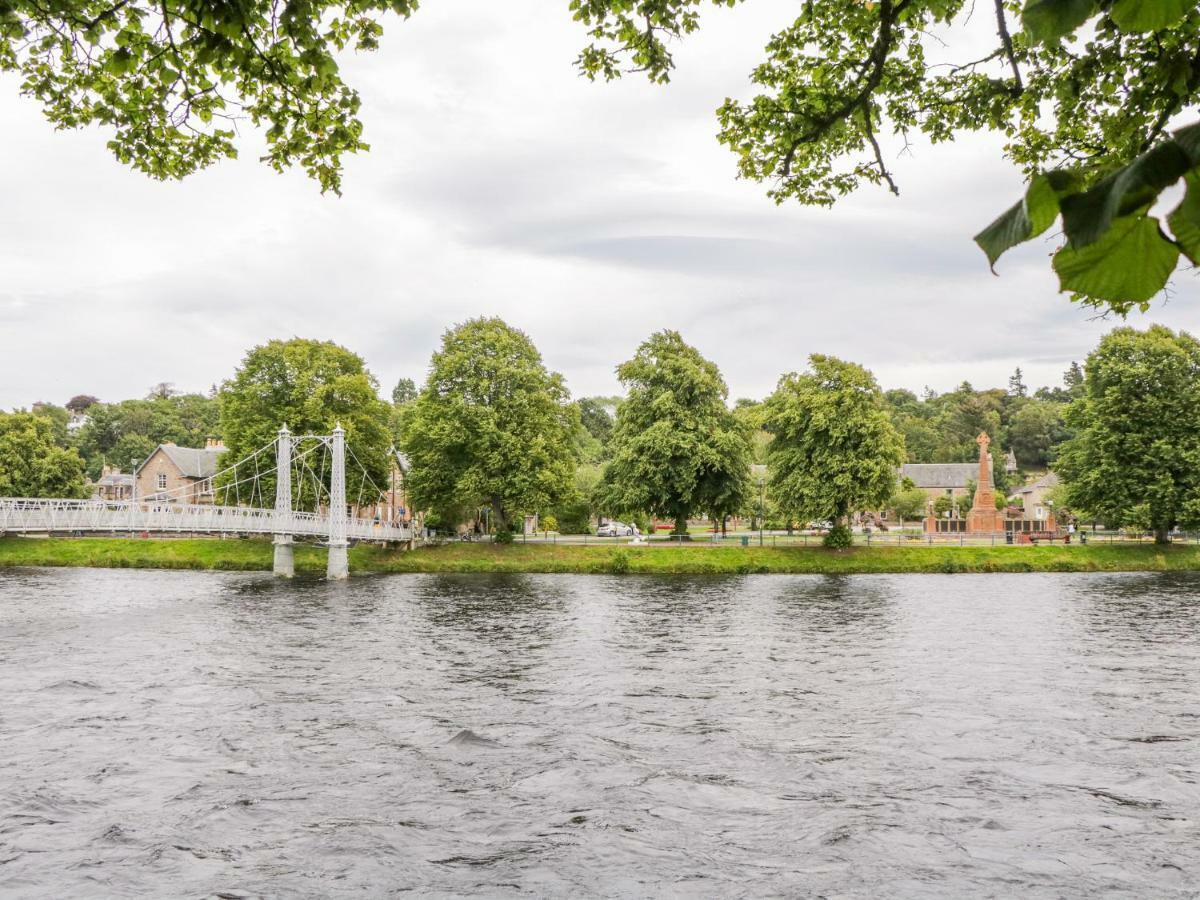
left=0, top=498, right=412, bottom=543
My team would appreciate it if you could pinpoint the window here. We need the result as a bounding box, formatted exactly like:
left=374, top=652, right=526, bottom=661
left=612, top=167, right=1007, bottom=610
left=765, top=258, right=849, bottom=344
left=157, top=473, right=167, bottom=490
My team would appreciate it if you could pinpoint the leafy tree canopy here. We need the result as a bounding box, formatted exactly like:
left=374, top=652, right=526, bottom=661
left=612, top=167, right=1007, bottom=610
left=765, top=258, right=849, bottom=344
left=891, top=483, right=929, bottom=524
left=0, top=0, right=419, bottom=192
left=1009, top=397, right=1071, bottom=468
left=764, top=354, right=906, bottom=528
left=601, top=330, right=751, bottom=532
left=74, top=392, right=219, bottom=478
left=219, top=337, right=392, bottom=509
left=29, top=401, right=71, bottom=445
left=399, top=318, right=579, bottom=531
left=1057, top=325, right=1200, bottom=542
left=1007, top=367, right=1027, bottom=398
left=577, top=0, right=1200, bottom=312
left=65, top=394, right=99, bottom=412
left=576, top=397, right=615, bottom=446
left=391, top=377, right=417, bottom=406
left=0, top=411, right=88, bottom=497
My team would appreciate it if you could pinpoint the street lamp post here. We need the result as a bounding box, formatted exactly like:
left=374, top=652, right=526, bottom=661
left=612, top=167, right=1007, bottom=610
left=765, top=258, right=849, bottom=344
left=758, top=475, right=765, bottom=547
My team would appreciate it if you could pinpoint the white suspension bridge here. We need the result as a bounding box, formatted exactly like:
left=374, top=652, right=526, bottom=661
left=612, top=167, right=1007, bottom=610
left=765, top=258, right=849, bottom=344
left=0, top=425, right=415, bottom=579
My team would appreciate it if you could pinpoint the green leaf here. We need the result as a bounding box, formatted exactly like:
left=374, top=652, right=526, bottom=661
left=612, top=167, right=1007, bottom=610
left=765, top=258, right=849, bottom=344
left=1053, top=213, right=1179, bottom=304
left=1022, top=0, right=1096, bottom=43
left=1167, top=171, right=1200, bottom=264
left=1060, top=141, right=1194, bottom=246
left=1110, top=0, right=1190, bottom=31
left=974, top=199, right=1030, bottom=270
left=104, top=48, right=135, bottom=75
left=973, top=171, right=1076, bottom=269
left=1173, top=122, right=1200, bottom=163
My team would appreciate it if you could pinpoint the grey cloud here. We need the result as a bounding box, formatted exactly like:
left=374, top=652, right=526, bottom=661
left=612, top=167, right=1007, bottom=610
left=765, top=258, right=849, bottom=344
left=3, top=0, right=1200, bottom=411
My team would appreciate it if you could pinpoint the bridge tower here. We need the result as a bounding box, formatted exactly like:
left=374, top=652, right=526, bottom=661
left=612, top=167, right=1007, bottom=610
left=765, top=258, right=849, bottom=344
left=327, top=423, right=349, bottom=580
left=273, top=424, right=294, bottom=578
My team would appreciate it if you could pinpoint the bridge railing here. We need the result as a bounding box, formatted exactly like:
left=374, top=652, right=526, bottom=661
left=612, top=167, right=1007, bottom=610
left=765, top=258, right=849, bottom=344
left=0, top=499, right=412, bottom=543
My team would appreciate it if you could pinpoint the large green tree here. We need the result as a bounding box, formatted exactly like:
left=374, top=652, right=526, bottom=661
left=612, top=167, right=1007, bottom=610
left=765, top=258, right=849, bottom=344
left=219, top=338, right=392, bottom=509
left=74, top=392, right=220, bottom=478
left=399, top=318, right=578, bottom=533
left=600, top=330, right=751, bottom=534
left=9, top=2, right=1198, bottom=308
left=1057, top=325, right=1200, bottom=543
left=764, top=355, right=906, bottom=545
left=391, top=377, right=417, bottom=406
left=0, top=412, right=88, bottom=498
left=1008, top=398, right=1070, bottom=469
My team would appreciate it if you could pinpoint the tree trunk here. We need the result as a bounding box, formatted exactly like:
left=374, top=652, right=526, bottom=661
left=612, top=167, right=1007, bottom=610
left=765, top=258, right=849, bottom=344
left=1155, top=525, right=1170, bottom=545
left=492, top=498, right=509, bottom=534
left=673, top=508, right=689, bottom=536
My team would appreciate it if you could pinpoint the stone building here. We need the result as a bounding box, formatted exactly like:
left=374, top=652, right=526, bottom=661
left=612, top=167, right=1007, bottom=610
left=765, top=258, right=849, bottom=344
left=134, top=439, right=224, bottom=504
left=1014, top=472, right=1060, bottom=522
left=93, top=466, right=134, bottom=501
left=899, top=462, right=978, bottom=502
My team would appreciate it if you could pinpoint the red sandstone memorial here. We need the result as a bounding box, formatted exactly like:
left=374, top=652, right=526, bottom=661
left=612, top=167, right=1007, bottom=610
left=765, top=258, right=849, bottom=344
left=924, top=432, right=1057, bottom=537
left=966, top=432, right=1004, bottom=533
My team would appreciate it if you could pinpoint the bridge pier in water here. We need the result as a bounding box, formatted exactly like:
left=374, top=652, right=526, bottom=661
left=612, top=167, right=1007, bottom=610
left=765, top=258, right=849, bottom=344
left=273, top=536, right=295, bottom=578
left=273, top=425, right=294, bottom=578
left=326, top=424, right=349, bottom=580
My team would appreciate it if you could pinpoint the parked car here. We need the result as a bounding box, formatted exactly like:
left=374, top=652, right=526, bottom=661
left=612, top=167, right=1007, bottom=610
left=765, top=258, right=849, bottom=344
left=597, top=521, right=635, bottom=537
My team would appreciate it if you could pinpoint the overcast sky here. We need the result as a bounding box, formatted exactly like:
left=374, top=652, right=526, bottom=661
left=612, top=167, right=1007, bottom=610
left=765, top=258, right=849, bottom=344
left=2, top=0, right=1197, bottom=410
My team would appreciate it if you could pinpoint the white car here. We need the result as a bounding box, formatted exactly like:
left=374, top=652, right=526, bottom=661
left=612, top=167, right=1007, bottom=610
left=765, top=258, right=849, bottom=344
left=597, top=521, right=635, bottom=537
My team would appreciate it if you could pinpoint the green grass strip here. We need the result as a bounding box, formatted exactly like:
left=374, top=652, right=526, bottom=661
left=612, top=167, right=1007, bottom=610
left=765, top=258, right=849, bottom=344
left=3, top=537, right=1199, bottom=576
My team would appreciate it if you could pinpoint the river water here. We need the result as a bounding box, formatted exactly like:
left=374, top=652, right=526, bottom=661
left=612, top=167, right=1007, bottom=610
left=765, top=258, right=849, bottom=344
left=1, top=569, right=1197, bottom=898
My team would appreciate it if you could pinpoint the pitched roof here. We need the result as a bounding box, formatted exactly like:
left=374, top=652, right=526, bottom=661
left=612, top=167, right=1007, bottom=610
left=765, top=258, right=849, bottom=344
left=1016, top=471, right=1059, bottom=494
left=899, top=462, right=978, bottom=489
left=138, top=444, right=224, bottom=479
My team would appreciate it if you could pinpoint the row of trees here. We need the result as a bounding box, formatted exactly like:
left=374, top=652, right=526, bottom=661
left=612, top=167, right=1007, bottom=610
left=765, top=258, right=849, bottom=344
left=10, top=321, right=1200, bottom=546
left=390, top=319, right=904, bottom=545
left=385, top=320, right=1200, bottom=547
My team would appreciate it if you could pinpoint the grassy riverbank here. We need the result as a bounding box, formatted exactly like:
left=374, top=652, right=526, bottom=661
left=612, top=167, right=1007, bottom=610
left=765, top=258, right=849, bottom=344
left=4, top=536, right=1200, bottom=575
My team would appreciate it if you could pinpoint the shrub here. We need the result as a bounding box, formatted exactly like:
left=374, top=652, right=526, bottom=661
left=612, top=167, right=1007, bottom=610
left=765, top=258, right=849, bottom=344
left=609, top=548, right=630, bottom=574
left=494, top=528, right=514, bottom=544
left=541, top=515, right=558, bottom=533
left=823, top=525, right=853, bottom=549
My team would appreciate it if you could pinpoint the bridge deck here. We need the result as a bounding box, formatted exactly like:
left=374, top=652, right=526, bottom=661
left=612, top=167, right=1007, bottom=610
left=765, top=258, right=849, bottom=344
left=0, top=499, right=412, bottom=543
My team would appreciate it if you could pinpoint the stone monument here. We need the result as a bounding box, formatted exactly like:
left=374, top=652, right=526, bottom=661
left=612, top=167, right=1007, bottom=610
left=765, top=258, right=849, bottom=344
left=966, top=431, right=1005, bottom=533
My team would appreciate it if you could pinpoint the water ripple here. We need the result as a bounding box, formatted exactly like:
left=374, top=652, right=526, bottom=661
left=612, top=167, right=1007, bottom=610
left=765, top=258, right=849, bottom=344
left=0, top=568, right=1197, bottom=897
